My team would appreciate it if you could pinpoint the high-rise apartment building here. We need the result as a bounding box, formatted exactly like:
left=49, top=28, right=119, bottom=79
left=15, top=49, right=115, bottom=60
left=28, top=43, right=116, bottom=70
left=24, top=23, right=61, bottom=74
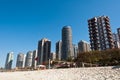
left=25, top=51, right=33, bottom=67
left=117, top=28, right=120, bottom=42
left=62, top=26, right=73, bottom=60
left=32, top=50, right=38, bottom=69
left=112, top=33, right=120, bottom=48
left=5, top=52, right=14, bottom=70
left=73, top=44, right=78, bottom=59
left=56, top=40, right=62, bottom=60
left=78, top=40, right=90, bottom=53
left=50, top=52, right=56, bottom=60
left=88, top=16, right=114, bottom=51
left=37, top=38, right=51, bottom=65
left=16, top=53, right=26, bottom=68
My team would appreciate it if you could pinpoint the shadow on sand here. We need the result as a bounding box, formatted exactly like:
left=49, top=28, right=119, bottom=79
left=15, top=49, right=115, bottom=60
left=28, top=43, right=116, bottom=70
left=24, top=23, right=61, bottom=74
left=112, top=66, right=120, bottom=69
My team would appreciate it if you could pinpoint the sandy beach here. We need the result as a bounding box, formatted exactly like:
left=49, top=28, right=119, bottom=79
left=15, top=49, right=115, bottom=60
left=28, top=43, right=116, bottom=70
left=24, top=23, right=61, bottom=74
left=0, top=67, right=120, bottom=80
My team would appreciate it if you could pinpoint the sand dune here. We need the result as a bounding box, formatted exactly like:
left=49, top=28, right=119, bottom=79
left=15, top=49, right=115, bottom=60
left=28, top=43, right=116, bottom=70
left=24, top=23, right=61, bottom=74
left=0, top=67, right=120, bottom=80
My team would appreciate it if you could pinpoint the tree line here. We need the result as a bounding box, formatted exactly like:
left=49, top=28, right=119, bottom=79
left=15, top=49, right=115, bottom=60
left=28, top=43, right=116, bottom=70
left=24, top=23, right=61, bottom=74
left=75, top=49, right=120, bottom=66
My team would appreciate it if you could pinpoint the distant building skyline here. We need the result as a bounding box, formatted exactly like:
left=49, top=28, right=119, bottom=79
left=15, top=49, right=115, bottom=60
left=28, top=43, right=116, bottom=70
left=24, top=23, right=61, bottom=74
left=3, top=22, right=120, bottom=68
left=4, top=23, right=119, bottom=68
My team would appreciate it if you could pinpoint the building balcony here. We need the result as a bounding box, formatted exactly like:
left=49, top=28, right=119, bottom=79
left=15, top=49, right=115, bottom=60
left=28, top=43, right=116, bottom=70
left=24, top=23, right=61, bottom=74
left=91, top=18, right=96, bottom=22
left=89, top=33, right=93, bottom=35
left=108, top=39, right=114, bottom=43
left=108, top=31, right=112, bottom=34
left=93, top=23, right=97, bottom=26
left=106, top=28, right=111, bottom=31
left=92, top=26, right=97, bottom=29
left=109, top=44, right=114, bottom=49
left=107, top=31, right=112, bottom=35
left=92, top=29, right=97, bottom=32
left=94, top=33, right=99, bottom=37
left=88, top=20, right=91, bottom=23
left=105, top=21, right=109, bottom=25
left=104, top=17, right=109, bottom=21
left=88, top=26, right=92, bottom=29
left=108, top=36, right=112, bottom=38
left=93, top=38, right=99, bottom=41
left=92, top=31, right=98, bottom=34
left=106, top=25, right=110, bottom=28
left=88, top=23, right=91, bottom=26
left=89, top=36, right=93, bottom=40
left=88, top=30, right=91, bottom=32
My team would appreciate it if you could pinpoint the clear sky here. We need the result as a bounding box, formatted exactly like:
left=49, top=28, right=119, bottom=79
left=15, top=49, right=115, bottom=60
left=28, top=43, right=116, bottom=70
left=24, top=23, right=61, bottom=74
left=0, top=0, right=120, bottom=67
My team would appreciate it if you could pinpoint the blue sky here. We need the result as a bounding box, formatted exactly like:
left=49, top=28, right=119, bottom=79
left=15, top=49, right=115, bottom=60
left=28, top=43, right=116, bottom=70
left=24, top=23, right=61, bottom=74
left=0, top=0, right=120, bottom=67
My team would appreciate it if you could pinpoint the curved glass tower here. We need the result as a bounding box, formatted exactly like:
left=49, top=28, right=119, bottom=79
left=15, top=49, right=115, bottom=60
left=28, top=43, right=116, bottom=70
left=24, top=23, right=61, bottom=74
left=16, top=53, right=26, bottom=68
left=5, top=52, right=14, bottom=70
left=62, top=26, right=73, bottom=60
left=25, top=51, right=33, bottom=67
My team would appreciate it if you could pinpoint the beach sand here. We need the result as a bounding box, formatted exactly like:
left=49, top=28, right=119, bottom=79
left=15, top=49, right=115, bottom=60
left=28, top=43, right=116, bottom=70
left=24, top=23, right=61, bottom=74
left=0, top=67, right=120, bottom=80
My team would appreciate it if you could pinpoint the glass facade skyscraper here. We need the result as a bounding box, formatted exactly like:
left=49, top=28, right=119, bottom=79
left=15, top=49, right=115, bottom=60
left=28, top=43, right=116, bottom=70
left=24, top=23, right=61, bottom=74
left=5, top=52, right=14, bottom=70
left=37, top=38, right=51, bottom=65
left=16, top=53, right=26, bottom=68
left=56, top=40, right=62, bottom=60
left=25, top=51, right=33, bottom=67
left=32, top=49, right=38, bottom=69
